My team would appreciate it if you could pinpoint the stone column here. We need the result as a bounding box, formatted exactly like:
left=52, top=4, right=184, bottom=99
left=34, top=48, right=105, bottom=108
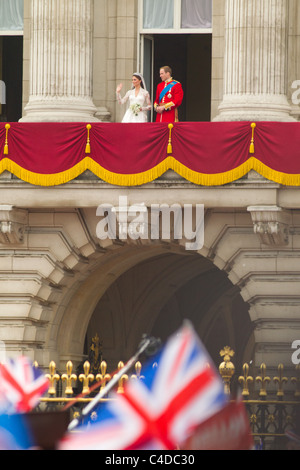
left=21, top=0, right=99, bottom=122
left=215, top=0, right=294, bottom=121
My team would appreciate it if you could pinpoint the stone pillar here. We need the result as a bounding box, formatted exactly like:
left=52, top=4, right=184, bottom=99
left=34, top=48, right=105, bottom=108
left=21, top=0, right=99, bottom=122
left=215, top=0, right=295, bottom=122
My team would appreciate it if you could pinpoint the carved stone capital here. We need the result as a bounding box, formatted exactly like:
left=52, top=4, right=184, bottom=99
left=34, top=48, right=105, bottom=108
left=247, top=206, right=291, bottom=246
left=0, top=205, right=28, bottom=245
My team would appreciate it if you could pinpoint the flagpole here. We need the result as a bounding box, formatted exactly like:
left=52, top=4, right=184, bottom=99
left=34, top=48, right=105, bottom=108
left=67, top=335, right=160, bottom=431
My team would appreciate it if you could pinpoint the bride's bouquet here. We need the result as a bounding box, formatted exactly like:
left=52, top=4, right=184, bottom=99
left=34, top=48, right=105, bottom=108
left=130, top=103, right=142, bottom=116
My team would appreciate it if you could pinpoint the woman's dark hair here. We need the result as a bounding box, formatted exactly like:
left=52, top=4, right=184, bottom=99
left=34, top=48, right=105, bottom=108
left=133, top=74, right=144, bottom=88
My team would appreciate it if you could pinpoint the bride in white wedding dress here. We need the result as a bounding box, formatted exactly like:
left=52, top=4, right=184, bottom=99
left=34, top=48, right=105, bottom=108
left=116, top=73, right=152, bottom=123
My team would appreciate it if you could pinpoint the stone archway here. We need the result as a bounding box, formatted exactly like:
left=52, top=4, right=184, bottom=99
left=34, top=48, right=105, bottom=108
left=50, top=207, right=257, bottom=371
left=47, top=206, right=292, bottom=372
left=84, top=250, right=253, bottom=371
left=7, top=204, right=299, bottom=374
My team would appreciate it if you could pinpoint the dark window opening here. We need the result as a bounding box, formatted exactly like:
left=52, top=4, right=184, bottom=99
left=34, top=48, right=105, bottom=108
left=0, top=36, right=23, bottom=122
left=153, top=34, right=212, bottom=122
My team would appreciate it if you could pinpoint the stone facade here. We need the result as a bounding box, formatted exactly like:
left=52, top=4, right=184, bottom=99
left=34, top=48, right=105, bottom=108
left=1, top=0, right=300, bottom=381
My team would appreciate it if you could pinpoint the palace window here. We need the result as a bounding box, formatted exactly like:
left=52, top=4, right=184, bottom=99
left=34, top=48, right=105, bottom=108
left=139, top=0, right=212, bottom=122
left=0, top=0, right=24, bottom=122
left=0, top=0, right=24, bottom=33
left=141, top=0, right=212, bottom=33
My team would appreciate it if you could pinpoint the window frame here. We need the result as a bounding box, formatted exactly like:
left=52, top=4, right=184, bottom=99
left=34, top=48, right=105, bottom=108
left=0, top=31, right=23, bottom=36
left=138, top=0, right=212, bottom=35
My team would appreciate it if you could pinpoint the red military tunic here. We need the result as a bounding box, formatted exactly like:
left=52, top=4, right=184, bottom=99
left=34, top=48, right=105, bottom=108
left=154, top=79, right=184, bottom=123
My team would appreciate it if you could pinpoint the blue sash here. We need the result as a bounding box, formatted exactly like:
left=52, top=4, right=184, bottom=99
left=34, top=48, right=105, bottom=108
left=159, top=81, right=178, bottom=103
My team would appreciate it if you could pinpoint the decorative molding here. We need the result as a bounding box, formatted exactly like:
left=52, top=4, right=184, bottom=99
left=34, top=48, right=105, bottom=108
left=0, top=205, right=28, bottom=245
left=247, top=206, right=291, bottom=246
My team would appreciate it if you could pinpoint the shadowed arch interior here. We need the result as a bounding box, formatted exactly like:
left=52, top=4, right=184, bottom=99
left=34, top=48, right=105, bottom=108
left=85, top=252, right=253, bottom=370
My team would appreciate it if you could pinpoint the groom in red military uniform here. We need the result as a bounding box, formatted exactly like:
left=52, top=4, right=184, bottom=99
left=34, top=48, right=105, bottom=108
left=154, top=66, right=184, bottom=123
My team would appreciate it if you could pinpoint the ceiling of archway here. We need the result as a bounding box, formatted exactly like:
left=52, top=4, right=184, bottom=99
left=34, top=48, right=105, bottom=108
left=86, top=251, right=253, bottom=369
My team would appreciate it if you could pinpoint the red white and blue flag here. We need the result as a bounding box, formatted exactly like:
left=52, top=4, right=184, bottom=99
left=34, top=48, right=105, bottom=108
left=59, top=322, right=228, bottom=450
left=0, top=414, right=34, bottom=450
left=0, top=357, right=49, bottom=414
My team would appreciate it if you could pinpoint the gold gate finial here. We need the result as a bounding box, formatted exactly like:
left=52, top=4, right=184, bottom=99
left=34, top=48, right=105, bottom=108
left=79, top=361, right=95, bottom=394
left=45, top=361, right=60, bottom=396
left=61, top=361, right=77, bottom=396
left=116, top=361, right=128, bottom=394
left=256, top=364, right=271, bottom=397
left=131, top=361, right=145, bottom=381
left=274, top=364, right=288, bottom=398
left=238, top=363, right=254, bottom=397
left=219, top=346, right=235, bottom=395
left=96, top=361, right=111, bottom=392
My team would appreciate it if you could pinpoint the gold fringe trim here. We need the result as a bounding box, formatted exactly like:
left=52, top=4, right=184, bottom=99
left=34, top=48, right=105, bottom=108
left=1, top=156, right=300, bottom=187
left=0, top=157, right=172, bottom=187
left=171, top=157, right=300, bottom=187
left=0, top=158, right=88, bottom=187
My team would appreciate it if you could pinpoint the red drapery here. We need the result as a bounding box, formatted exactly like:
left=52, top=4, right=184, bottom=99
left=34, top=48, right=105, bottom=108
left=1, top=121, right=300, bottom=186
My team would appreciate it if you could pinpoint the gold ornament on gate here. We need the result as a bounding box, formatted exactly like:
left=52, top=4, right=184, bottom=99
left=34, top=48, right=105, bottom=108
left=219, top=346, right=235, bottom=395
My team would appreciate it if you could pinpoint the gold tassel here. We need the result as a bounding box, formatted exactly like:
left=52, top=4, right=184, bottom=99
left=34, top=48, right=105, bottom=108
left=249, top=123, right=256, bottom=154
left=167, top=124, right=173, bottom=154
left=3, top=123, right=10, bottom=155
left=85, top=124, right=91, bottom=154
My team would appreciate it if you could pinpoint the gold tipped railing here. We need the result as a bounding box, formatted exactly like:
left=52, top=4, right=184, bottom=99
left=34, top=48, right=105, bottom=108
left=37, top=359, right=147, bottom=401
left=34, top=348, right=300, bottom=403
left=29, top=347, right=300, bottom=447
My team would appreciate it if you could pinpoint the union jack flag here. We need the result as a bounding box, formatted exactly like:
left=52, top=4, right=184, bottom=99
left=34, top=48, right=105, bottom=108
left=0, top=357, right=49, bottom=414
left=0, top=414, right=34, bottom=450
left=59, top=322, right=228, bottom=450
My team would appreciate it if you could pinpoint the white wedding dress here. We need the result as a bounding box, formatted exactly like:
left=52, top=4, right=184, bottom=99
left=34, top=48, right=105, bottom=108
left=117, top=88, right=151, bottom=123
